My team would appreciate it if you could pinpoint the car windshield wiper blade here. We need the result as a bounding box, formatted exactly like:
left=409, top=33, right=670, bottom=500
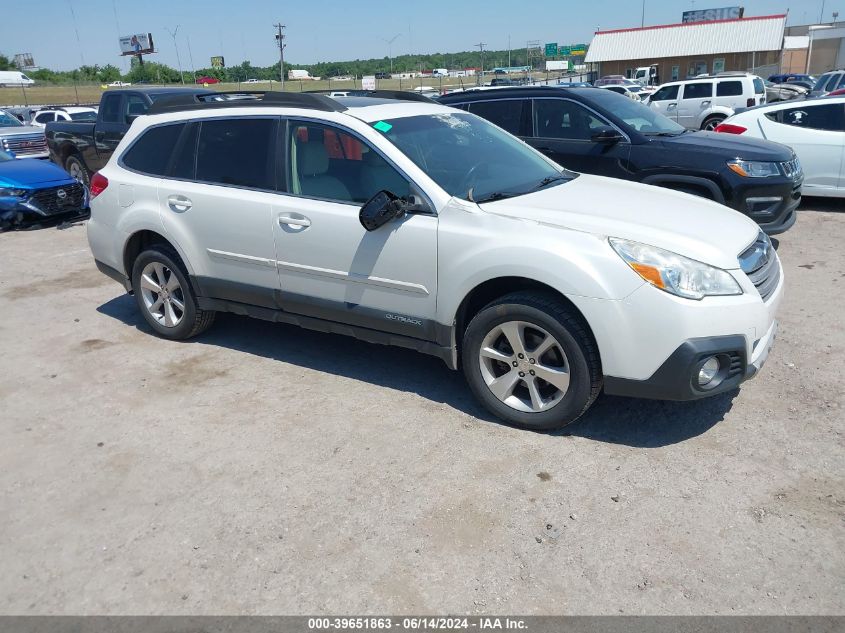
left=645, top=131, right=685, bottom=137
left=474, top=191, right=517, bottom=203
left=534, top=175, right=568, bottom=190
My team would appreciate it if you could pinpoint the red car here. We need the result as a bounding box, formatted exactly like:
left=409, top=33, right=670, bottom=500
left=195, top=76, right=221, bottom=85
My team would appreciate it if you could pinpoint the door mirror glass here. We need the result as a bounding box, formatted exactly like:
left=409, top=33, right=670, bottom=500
left=359, top=190, right=406, bottom=231
left=590, top=126, right=623, bottom=144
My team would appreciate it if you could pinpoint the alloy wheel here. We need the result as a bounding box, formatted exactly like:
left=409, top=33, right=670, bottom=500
left=478, top=320, right=571, bottom=413
left=139, top=262, right=185, bottom=328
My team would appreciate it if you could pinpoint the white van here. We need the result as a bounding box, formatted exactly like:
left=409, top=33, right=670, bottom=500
left=0, top=71, right=35, bottom=87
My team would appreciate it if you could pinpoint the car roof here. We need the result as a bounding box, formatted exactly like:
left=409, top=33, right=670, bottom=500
left=111, top=87, right=214, bottom=95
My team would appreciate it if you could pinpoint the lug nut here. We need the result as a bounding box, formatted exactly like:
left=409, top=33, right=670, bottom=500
left=529, top=358, right=535, bottom=364
left=518, top=371, right=525, bottom=377
left=518, top=353, right=524, bottom=359
left=512, top=361, right=519, bottom=367
left=530, top=370, right=535, bottom=376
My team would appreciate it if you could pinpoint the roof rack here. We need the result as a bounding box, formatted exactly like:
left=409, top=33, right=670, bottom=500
left=147, top=91, right=347, bottom=115
left=305, top=89, right=436, bottom=103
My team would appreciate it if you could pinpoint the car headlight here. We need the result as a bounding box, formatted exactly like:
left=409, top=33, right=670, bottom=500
left=609, top=238, right=742, bottom=300
left=727, top=160, right=781, bottom=178
left=0, top=187, right=26, bottom=197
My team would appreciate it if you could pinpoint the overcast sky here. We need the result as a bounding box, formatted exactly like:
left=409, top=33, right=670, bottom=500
left=1, top=0, right=838, bottom=71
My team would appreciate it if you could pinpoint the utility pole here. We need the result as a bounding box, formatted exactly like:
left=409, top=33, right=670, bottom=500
left=475, top=42, right=486, bottom=85
left=186, top=33, right=196, bottom=83
left=641, top=0, right=646, bottom=27
left=381, top=33, right=402, bottom=74
left=165, top=25, right=185, bottom=84
left=274, top=23, right=286, bottom=91
left=508, top=35, right=511, bottom=67
left=819, top=0, right=826, bottom=22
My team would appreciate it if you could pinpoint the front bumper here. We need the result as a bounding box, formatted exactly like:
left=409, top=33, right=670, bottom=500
left=728, top=176, right=802, bottom=236
left=0, top=184, right=90, bottom=230
left=603, top=320, right=777, bottom=400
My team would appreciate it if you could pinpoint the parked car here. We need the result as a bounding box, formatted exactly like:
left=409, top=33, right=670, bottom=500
left=558, top=81, right=592, bottom=87
left=107, top=81, right=132, bottom=87
left=809, top=70, right=845, bottom=97
left=45, top=87, right=212, bottom=187
left=764, top=81, right=808, bottom=103
left=86, top=91, right=782, bottom=430
left=768, top=73, right=815, bottom=87
left=0, top=148, right=88, bottom=230
left=30, top=107, right=98, bottom=127
left=594, top=75, right=627, bottom=87
left=716, top=96, right=845, bottom=198
left=599, top=84, right=644, bottom=100
left=647, top=73, right=766, bottom=130
left=195, top=76, right=221, bottom=85
left=439, top=86, right=800, bottom=235
left=0, top=70, right=35, bottom=87
left=0, top=109, right=48, bottom=159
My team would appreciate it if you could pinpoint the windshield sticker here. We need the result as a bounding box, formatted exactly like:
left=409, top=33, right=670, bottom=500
left=373, top=121, right=393, bottom=133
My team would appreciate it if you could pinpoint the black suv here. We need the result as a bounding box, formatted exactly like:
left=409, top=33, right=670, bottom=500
left=439, top=86, right=802, bottom=234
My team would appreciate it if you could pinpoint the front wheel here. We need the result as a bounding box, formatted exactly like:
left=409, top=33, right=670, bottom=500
left=462, top=292, right=602, bottom=431
left=64, top=155, right=90, bottom=188
left=131, top=245, right=215, bottom=340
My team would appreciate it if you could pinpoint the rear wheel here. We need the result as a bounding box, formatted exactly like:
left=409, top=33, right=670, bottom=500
left=65, top=155, right=90, bottom=188
left=131, top=245, right=215, bottom=340
left=701, top=115, right=726, bottom=131
left=462, top=292, right=602, bottom=431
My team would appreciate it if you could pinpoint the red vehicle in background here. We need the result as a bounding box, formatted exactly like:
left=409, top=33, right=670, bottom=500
left=195, top=76, right=221, bottom=85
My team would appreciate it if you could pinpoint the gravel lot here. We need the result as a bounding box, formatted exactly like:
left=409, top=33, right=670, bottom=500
left=1, top=199, right=843, bottom=615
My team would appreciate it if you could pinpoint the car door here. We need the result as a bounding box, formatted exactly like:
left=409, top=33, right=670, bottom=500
left=759, top=102, right=845, bottom=194
left=271, top=119, right=439, bottom=340
left=157, top=117, right=283, bottom=307
left=525, top=97, right=631, bottom=177
left=647, top=85, right=679, bottom=122
left=676, top=82, right=713, bottom=129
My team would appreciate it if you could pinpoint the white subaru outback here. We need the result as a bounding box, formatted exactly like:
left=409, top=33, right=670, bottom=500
left=86, top=91, right=782, bottom=430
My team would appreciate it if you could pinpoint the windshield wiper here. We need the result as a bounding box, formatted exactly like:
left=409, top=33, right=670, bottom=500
left=474, top=191, right=516, bottom=203
left=534, top=175, right=568, bottom=190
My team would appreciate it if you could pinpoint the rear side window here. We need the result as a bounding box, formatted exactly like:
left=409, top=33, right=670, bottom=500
left=100, top=94, right=122, bottom=123
left=650, top=85, right=679, bottom=101
left=717, top=81, right=743, bottom=96
left=468, top=100, right=526, bottom=135
left=682, top=83, right=713, bottom=99
left=122, top=123, right=185, bottom=175
left=778, top=104, right=845, bottom=132
left=169, top=123, right=198, bottom=180
left=196, top=118, right=277, bottom=190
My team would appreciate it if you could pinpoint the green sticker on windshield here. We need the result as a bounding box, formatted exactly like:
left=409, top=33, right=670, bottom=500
left=373, top=120, right=392, bottom=133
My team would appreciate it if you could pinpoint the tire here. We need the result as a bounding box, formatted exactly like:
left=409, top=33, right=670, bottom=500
left=701, top=115, right=726, bottom=131
left=131, top=244, right=215, bottom=340
left=64, top=155, right=90, bottom=188
left=461, top=291, right=602, bottom=431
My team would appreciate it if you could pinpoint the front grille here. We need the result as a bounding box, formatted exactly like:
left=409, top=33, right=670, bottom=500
left=780, top=156, right=802, bottom=181
left=738, top=231, right=781, bottom=302
left=28, top=183, right=86, bottom=215
left=2, top=133, right=47, bottom=156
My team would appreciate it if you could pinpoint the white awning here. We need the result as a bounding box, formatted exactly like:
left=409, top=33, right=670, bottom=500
left=585, top=14, right=787, bottom=63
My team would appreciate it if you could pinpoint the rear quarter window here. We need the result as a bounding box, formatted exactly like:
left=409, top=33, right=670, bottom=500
left=121, top=123, right=185, bottom=176
left=717, top=81, right=743, bottom=96
left=682, top=82, right=713, bottom=99
left=753, top=78, right=765, bottom=95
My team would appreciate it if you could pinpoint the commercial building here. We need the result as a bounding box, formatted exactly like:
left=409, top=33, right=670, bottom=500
left=784, top=20, right=845, bottom=75
left=585, top=13, right=786, bottom=82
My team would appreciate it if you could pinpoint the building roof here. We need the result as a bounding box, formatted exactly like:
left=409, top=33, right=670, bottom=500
left=585, top=14, right=787, bottom=63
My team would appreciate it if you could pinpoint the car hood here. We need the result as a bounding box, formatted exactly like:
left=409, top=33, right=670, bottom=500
left=480, top=174, right=759, bottom=270
left=0, top=125, right=44, bottom=137
left=0, top=158, right=75, bottom=187
left=658, top=130, right=794, bottom=161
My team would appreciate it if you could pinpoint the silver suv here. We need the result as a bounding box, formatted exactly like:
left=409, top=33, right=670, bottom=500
left=647, top=73, right=766, bottom=130
left=810, top=70, right=845, bottom=97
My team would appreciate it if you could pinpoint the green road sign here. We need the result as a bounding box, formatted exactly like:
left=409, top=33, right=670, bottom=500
left=544, top=43, right=558, bottom=57
left=570, top=44, right=587, bottom=55
left=558, top=45, right=571, bottom=56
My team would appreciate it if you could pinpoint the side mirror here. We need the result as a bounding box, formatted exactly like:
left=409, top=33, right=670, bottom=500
left=591, top=126, right=623, bottom=144
left=359, top=190, right=406, bottom=231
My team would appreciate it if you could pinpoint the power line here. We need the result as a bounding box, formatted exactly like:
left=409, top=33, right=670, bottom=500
left=165, top=25, right=185, bottom=84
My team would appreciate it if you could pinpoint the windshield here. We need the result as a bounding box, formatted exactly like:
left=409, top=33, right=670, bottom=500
left=588, top=89, right=685, bottom=135
left=70, top=111, right=97, bottom=121
left=376, top=112, right=571, bottom=202
left=0, top=111, right=23, bottom=128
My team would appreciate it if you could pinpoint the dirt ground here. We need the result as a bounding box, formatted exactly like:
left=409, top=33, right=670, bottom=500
left=1, top=199, right=843, bottom=615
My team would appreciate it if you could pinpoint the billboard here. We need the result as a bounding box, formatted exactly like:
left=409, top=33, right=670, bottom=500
left=682, top=6, right=744, bottom=23
left=13, top=53, right=35, bottom=70
left=211, top=56, right=225, bottom=68
left=119, top=33, right=155, bottom=56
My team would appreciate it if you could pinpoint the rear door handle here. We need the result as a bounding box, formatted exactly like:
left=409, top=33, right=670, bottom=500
left=167, top=195, right=192, bottom=212
left=701, top=100, right=711, bottom=106
left=278, top=214, right=311, bottom=228
left=667, top=103, right=677, bottom=110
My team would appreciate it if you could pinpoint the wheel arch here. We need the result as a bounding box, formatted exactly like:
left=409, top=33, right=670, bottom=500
left=641, top=174, right=725, bottom=203
left=122, top=229, right=196, bottom=287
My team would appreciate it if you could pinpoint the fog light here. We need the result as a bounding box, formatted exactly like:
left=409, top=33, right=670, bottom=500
left=698, top=357, right=720, bottom=386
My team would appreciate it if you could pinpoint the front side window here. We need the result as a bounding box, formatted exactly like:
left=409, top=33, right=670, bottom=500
left=289, top=122, right=410, bottom=204
left=588, top=89, right=686, bottom=135
left=196, top=118, right=276, bottom=190
left=650, top=85, right=679, bottom=101
left=122, top=123, right=185, bottom=176
left=682, top=83, right=713, bottom=99
left=125, top=95, right=148, bottom=122
left=717, top=81, right=743, bottom=96
left=35, top=112, right=55, bottom=123
left=779, top=104, right=845, bottom=132
left=374, top=112, right=569, bottom=203
left=533, top=99, right=608, bottom=140
left=467, top=100, right=526, bottom=135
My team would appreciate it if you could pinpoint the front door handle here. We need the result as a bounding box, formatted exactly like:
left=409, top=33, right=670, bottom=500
left=167, top=195, right=192, bottom=212
left=667, top=103, right=677, bottom=110
left=278, top=214, right=311, bottom=228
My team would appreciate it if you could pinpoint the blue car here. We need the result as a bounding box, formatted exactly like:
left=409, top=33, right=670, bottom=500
left=0, top=149, right=89, bottom=230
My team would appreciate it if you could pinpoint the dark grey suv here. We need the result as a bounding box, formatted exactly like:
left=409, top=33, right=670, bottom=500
left=811, top=70, right=845, bottom=97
